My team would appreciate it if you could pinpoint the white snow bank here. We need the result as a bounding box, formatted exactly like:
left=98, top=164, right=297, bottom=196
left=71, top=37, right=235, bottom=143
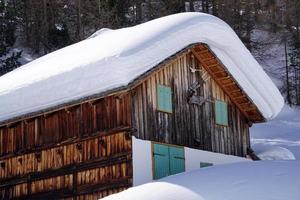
left=0, top=12, right=283, bottom=123
left=257, top=146, right=296, bottom=160
left=251, top=105, right=300, bottom=159
left=103, top=161, right=300, bottom=200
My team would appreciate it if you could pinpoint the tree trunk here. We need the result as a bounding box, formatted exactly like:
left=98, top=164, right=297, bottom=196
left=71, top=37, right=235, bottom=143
left=42, top=0, right=48, bottom=54
left=285, top=41, right=292, bottom=105
left=77, top=0, right=82, bottom=40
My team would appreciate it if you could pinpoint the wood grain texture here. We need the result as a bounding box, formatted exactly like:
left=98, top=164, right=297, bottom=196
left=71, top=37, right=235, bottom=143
left=0, top=94, right=132, bottom=159
left=132, top=51, right=250, bottom=156
left=0, top=131, right=132, bottom=199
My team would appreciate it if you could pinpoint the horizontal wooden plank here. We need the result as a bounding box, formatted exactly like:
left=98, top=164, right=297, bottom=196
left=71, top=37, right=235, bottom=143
left=76, top=177, right=131, bottom=196
left=10, top=178, right=131, bottom=200
left=0, top=126, right=132, bottom=161
left=0, top=152, right=131, bottom=188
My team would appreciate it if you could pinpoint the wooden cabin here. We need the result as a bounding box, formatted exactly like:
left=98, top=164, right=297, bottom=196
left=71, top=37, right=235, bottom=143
left=0, top=13, right=283, bottom=200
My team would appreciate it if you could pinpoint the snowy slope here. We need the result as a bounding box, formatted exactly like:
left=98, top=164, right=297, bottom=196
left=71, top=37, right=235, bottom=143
left=0, top=12, right=283, bottom=123
left=249, top=28, right=300, bottom=160
left=103, top=161, right=300, bottom=200
left=251, top=105, right=300, bottom=160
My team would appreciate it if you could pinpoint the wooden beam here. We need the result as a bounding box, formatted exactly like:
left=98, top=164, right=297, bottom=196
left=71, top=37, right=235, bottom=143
left=11, top=178, right=131, bottom=200
left=0, top=126, right=132, bottom=161
left=222, top=82, right=237, bottom=88
left=191, top=45, right=264, bottom=122
left=0, top=152, right=131, bottom=188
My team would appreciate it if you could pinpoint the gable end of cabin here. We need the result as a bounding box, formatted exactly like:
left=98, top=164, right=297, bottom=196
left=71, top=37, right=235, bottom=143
left=130, top=43, right=261, bottom=158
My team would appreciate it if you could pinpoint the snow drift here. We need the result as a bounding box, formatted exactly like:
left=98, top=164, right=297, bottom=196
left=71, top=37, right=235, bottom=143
left=0, top=12, right=283, bottom=123
left=103, top=161, right=300, bottom=200
left=257, top=146, right=296, bottom=160
left=251, top=105, right=300, bottom=160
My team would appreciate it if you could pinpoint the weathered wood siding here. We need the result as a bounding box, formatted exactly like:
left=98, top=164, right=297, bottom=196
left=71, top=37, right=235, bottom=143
left=132, top=51, right=250, bottom=156
left=0, top=131, right=132, bottom=199
left=0, top=94, right=132, bottom=199
left=0, top=94, right=131, bottom=158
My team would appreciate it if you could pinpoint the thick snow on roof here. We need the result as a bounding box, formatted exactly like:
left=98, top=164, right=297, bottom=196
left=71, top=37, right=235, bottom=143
left=103, top=161, right=300, bottom=200
left=0, top=12, right=283, bottom=123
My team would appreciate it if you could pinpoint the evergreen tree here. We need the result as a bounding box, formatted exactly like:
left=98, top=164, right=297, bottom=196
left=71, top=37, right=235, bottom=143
left=0, top=0, right=21, bottom=76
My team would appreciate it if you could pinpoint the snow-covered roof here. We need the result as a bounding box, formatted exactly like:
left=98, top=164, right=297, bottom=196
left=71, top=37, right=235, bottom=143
left=0, top=12, right=283, bottom=124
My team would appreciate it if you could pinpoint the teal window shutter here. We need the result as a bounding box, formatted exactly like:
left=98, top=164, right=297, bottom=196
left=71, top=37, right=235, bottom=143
left=153, top=143, right=185, bottom=180
left=200, top=162, right=213, bottom=168
left=153, top=144, right=170, bottom=180
left=169, top=146, right=185, bottom=175
left=157, top=85, right=172, bottom=113
left=215, top=100, right=228, bottom=126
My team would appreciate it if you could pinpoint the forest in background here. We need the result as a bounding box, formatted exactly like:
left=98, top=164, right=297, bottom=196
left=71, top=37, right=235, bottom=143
left=0, top=0, right=299, bottom=105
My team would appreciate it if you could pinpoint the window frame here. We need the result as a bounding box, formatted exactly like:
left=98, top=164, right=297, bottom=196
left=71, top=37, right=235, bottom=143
left=200, top=162, right=213, bottom=168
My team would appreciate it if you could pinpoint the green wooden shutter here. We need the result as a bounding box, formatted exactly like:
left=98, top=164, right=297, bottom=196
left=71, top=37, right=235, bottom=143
left=157, top=85, right=172, bottom=113
left=153, top=144, right=185, bottom=180
left=215, top=100, right=228, bottom=126
left=153, top=144, right=170, bottom=180
left=169, top=146, right=185, bottom=175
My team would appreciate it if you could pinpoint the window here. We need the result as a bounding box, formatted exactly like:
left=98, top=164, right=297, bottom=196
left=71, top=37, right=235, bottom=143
left=215, top=100, right=228, bottom=126
left=153, top=143, right=185, bottom=180
left=200, top=162, right=213, bottom=168
left=157, top=84, right=172, bottom=113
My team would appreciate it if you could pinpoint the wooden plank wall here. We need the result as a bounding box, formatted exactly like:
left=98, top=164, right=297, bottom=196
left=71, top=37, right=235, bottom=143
left=0, top=94, right=132, bottom=199
left=0, top=94, right=131, bottom=159
left=0, top=131, right=132, bottom=199
left=132, top=52, right=250, bottom=156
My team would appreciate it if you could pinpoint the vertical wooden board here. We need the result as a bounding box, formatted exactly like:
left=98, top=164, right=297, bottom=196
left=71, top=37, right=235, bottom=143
left=94, top=99, right=104, bottom=132
left=7, top=127, right=14, bottom=154
left=138, top=86, right=145, bottom=139
left=150, top=75, right=158, bottom=141
left=145, top=77, right=152, bottom=140
left=24, top=119, right=35, bottom=149
left=0, top=128, right=3, bottom=155
left=81, top=103, right=94, bottom=136
left=60, top=110, right=69, bottom=140
left=142, top=82, right=149, bottom=141
left=106, top=135, right=111, bottom=157
left=116, top=97, right=122, bottom=126
left=176, top=61, right=183, bottom=145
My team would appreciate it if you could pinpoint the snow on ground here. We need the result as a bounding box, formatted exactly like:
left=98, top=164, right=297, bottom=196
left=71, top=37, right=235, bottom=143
left=256, top=146, right=295, bottom=160
left=251, top=105, right=300, bottom=160
left=250, top=28, right=300, bottom=160
left=103, top=161, right=300, bottom=200
left=0, top=12, right=283, bottom=123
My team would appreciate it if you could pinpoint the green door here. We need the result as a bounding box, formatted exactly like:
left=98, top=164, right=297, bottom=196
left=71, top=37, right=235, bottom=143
left=169, top=146, right=185, bottom=175
left=153, top=143, right=185, bottom=180
left=153, top=144, right=170, bottom=180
